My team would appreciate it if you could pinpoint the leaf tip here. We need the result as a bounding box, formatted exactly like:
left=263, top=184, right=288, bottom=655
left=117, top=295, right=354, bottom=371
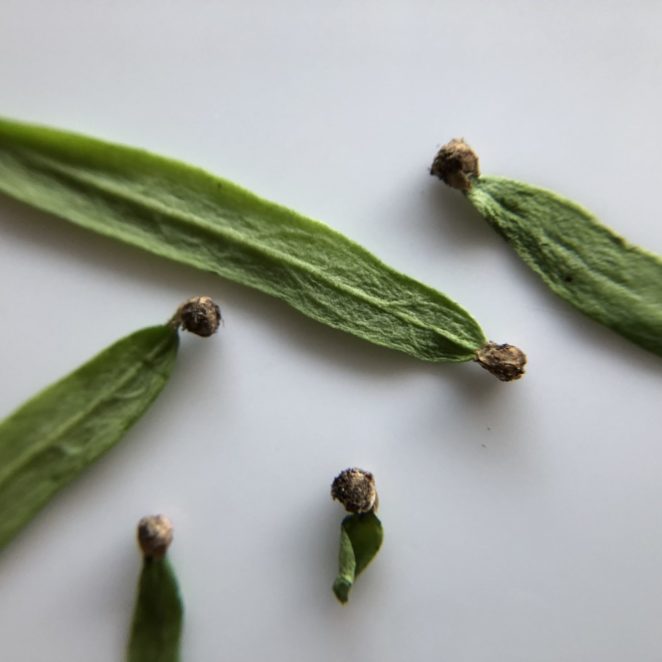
left=333, top=577, right=352, bottom=604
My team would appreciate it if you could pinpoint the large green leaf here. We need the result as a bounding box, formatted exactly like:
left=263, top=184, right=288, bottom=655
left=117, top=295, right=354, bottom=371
left=0, top=117, right=486, bottom=362
left=0, top=325, right=179, bottom=550
left=467, top=176, right=662, bottom=357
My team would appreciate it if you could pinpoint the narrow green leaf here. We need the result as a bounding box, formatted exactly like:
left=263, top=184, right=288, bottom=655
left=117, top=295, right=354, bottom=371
left=128, top=558, right=183, bottom=662
left=333, top=511, right=383, bottom=604
left=0, top=325, right=179, bottom=551
left=432, top=139, right=662, bottom=357
left=0, top=117, right=486, bottom=362
left=466, top=177, right=662, bottom=357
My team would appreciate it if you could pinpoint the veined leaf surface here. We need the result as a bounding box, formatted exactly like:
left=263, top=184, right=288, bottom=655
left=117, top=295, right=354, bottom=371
left=0, top=325, right=179, bottom=550
left=0, top=118, right=486, bottom=362
left=467, top=176, right=662, bottom=357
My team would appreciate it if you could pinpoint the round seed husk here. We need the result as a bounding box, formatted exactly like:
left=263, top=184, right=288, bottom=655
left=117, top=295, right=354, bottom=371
left=137, top=514, right=173, bottom=560
left=475, top=342, right=527, bottom=382
left=331, top=468, right=378, bottom=514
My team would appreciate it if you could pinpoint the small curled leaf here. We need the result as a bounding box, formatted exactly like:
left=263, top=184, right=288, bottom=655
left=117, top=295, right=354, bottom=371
left=333, top=511, right=383, bottom=604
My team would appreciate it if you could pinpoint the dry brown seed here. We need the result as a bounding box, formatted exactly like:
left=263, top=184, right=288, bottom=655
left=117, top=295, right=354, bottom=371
left=173, top=295, right=222, bottom=337
left=475, top=342, right=527, bottom=382
left=137, top=514, right=174, bottom=560
left=331, top=468, right=378, bottom=514
left=430, top=138, right=480, bottom=191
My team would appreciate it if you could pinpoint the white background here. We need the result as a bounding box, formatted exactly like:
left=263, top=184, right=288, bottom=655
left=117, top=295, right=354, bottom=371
left=1, top=2, right=661, bottom=661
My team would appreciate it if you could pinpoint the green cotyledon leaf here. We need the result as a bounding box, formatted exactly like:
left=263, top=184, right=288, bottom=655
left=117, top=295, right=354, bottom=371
left=0, top=117, right=487, bottom=364
left=128, top=558, right=183, bottom=662
left=333, top=512, right=383, bottom=604
left=431, top=139, right=662, bottom=358
left=0, top=325, right=179, bottom=551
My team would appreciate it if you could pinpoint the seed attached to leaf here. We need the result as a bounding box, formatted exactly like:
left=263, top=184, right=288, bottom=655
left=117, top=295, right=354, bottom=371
left=0, top=118, right=525, bottom=379
left=128, top=515, right=183, bottom=662
left=137, top=514, right=174, bottom=561
left=430, top=138, right=480, bottom=191
left=331, top=468, right=383, bottom=604
left=331, top=467, right=378, bottom=514
left=475, top=342, right=527, bottom=382
left=172, top=295, right=222, bottom=337
left=0, top=297, right=220, bottom=551
left=431, top=138, right=662, bottom=357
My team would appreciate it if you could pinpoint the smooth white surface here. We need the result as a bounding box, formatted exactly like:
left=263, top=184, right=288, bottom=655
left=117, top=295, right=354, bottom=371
left=1, top=2, right=661, bottom=661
